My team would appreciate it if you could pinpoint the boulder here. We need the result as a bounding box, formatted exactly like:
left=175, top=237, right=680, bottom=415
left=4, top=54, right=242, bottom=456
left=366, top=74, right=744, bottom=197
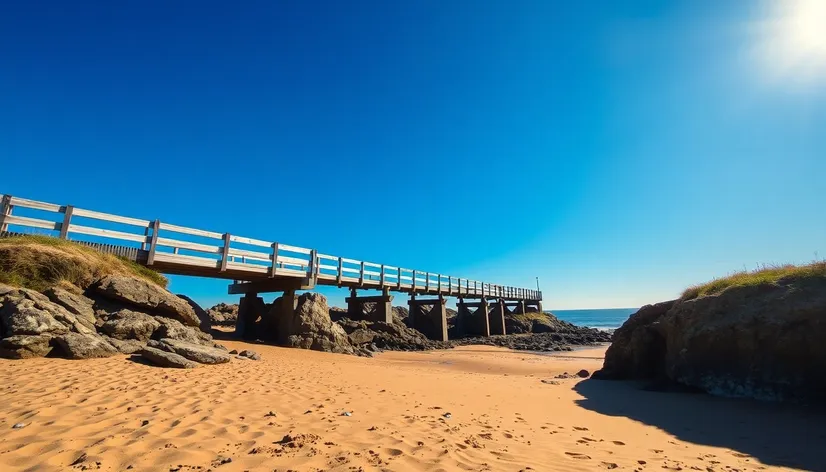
left=177, top=294, right=211, bottom=332
left=0, top=296, right=70, bottom=337
left=279, top=293, right=355, bottom=355
left=337, top=317, right=441, bottom=351
left=91, top=275, right=200, bottom=327
left=238, top=349, right=261, bottom=360
left=100, top=309, right=161, bottom=342
left=0, top=334, right=54, bottom=359
left=54, top=332, right=119, bottom=359
left=154, top=317, right=213, bottom=345
left=140, top=346, right=198, bottom=369
left=43, top=286, right=96, bottom=327
left=104, top=336, right=145, bottom=354
left=149, top=338, right=231, bottom=364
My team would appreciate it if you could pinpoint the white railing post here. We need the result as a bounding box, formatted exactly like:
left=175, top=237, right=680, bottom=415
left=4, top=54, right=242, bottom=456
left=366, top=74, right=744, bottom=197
left=59, top=204, right=74, bottom=239
left=0, top=194, right=12, bottom=233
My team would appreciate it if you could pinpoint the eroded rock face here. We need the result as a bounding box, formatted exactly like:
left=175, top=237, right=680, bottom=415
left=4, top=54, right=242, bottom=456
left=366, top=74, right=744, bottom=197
left=100, top=309, right=161, bottom=342
left=103, top=336, right=145, bottom=354
left=140, top=346, right=198, bottom=369
left=0, top=335, right=54, bottom=359
left=148, top=338, right=231, bottom=364
left=154, top=317, right=213, bottom=345
left=92, top=275, right=200, bottom=327
left=337, top=318, right=443, bottom=352
left=594, top=300, right=675, bottom=380
left=596, top=277, right=826, bottom=402
left=279, top=293, right=355, bottom=355
left=54, top=332, right=119, bottom=359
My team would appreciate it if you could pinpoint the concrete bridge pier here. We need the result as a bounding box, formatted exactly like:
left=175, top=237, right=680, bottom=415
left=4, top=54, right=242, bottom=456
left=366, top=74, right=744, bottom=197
left=408, top=294, right=448, bottom=342
left=489, top=299, right=507, bottom=335
left=345, top=288, right=393, bottom=323
left=236, top=289, right=296, bottom=340
left=456, top=297, right=490, bottom=337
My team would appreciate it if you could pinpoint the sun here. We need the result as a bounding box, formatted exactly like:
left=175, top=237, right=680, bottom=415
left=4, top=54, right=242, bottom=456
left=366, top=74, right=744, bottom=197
left=752, top=0, right=826, bottom=88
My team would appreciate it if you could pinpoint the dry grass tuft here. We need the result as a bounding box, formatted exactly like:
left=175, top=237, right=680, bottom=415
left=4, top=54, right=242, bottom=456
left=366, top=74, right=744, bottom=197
left=0, top=235, right=167, bottom=291
left=681, top=261, right=826, bottom=300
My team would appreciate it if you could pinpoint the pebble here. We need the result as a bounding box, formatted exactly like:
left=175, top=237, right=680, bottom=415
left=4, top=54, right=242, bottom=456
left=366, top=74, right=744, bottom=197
left=341, top=411, right=352, bottom=417
left=12, top=423, right=26, bottom=429
left=443, top=413, right=452, bottom=419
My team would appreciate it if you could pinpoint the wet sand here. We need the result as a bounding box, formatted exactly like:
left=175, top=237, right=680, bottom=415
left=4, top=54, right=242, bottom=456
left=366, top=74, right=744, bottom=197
left=1, top=343, right=823, bottom=471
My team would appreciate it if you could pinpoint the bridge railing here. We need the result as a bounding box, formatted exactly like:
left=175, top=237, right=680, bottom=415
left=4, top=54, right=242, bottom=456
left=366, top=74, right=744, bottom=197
left=0, top=193, right=542, bottom=300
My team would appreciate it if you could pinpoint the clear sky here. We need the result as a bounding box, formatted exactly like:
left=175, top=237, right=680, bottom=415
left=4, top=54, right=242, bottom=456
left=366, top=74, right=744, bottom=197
left=1, top=1, right=824, bottom=310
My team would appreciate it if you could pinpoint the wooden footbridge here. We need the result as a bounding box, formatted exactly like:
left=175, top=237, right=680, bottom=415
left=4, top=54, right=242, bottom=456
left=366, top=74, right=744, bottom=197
left=0, top=194, right=543, bottom=341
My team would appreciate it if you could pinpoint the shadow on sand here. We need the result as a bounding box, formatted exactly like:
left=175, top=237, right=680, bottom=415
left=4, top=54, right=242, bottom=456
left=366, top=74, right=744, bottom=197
left=574, top=379, right=826, bottom=471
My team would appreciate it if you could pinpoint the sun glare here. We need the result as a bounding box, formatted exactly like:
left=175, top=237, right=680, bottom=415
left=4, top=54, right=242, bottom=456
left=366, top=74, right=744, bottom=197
left=752, top=0, right=826, bottom=89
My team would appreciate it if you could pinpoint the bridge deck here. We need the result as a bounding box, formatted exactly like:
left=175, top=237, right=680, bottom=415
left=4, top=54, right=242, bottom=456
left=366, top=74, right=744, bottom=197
left=0, top=194, right=542, bottom=301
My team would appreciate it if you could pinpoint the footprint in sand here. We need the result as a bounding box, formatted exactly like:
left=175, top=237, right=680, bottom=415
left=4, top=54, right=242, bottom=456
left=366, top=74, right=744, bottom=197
left=600, top=461, right=618, bottom=469
left=565, top=452, right=591, bottom=460
left=573, top=426, right=589, bottom=431
left=385, top=448, right=404, bottom=457
left=612, top=440, right=625, bottom=446
left=502, top=432, right=514, bottom=439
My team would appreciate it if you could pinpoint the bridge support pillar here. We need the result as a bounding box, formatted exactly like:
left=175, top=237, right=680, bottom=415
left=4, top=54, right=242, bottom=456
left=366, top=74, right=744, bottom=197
left=236, top=292, right=268, bottom=340
left=408, top=294, right=448, bottom=342
left=513, top=300, right=526, bottom=314
left=345, top=288, right=393, bottom=324
left=490, top=299, right=507, bottom=335
left=456, top=297, right=491, bottom=337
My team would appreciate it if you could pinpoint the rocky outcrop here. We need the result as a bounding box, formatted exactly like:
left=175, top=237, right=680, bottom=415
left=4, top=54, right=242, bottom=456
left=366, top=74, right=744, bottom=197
left=595, top=277, right=826, bottom=402
left=278, top=293, right=355, bottom=355
left=177, top=294, right=211, bottom=332
left=54, top=332, right=119, bottom=359
left=92, top=275, right=200, bottom=327
left=0, top=334, right=53, bottom=359
left=207, top=302, right=239, bottom=326
left=148, top=338, right=231, bottom=364
left=1, top=274, right=226, bottom=366
left=337, top=317, right=447, bottom=352
left=140, top=346, right=198, bottom=369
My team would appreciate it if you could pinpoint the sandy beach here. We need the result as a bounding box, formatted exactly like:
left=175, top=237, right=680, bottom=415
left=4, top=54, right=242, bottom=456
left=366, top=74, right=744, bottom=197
left=1, top=343, right=823, bottom=472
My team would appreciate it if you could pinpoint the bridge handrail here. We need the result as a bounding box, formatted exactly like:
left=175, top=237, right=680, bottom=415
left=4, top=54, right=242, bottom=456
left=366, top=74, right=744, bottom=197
left=0, top=193, right=543, bottom=301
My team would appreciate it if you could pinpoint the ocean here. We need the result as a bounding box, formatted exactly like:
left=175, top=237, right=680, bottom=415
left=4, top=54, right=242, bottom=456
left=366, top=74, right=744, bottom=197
left=551, top=308, right=638, bottom=330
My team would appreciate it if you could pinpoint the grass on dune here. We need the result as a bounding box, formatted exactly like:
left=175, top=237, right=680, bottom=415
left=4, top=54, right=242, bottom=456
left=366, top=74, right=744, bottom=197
left=681, top=261, right=826, bottom=300
left=0, top=234, right=167, bottom=291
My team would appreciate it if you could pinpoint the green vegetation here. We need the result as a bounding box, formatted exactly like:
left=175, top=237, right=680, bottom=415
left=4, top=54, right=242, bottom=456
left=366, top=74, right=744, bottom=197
left=0, top=235, right=167, bottom=291
left=681, top=261, right=826, bottom=300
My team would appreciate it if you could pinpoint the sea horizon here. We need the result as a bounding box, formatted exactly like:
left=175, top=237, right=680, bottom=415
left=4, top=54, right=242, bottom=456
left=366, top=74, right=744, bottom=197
left=550, top=307, right=638, bottom=330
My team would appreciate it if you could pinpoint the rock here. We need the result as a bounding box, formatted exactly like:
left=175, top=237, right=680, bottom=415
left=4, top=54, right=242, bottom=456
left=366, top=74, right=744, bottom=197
left=154, top=317, right=213, bottom=345
left=43, top=286, right=96, bottom=327
left=229, top=349, right=238, bottom=355
left=347, top=328, right=375, bottom=345
left=279, top=293, right=355, bottom=355
left=596, top=277, right=826, bottom=402
left=92, top=275, right=200, bottom=327
left=140, top=346, right=198, bottom=369
left=100, top=309, right=161, bottom=342
left=150, top=338, right=231, bottom=364
left=577, top=369, right=590, bottom=378
left=177, top=294, right=211, bottom=333
left=238, top=349, right=261, bottom=360
left=0, top=293, right=92, bottom=337
left=593, top=300, right=675, bottom=380
left=54, top=332, right=119, bottom=359
left=206, top=302, right=239, bottom=327
left=104, top=336, right=145, bottom=354
left=0, top=335, right=54, bottom=359
left=12, top=423, right=25, bottom=429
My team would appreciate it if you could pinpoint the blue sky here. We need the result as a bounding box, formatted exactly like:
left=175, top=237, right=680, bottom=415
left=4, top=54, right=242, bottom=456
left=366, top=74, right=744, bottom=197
left=1, top=1, right=824, bottom=310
